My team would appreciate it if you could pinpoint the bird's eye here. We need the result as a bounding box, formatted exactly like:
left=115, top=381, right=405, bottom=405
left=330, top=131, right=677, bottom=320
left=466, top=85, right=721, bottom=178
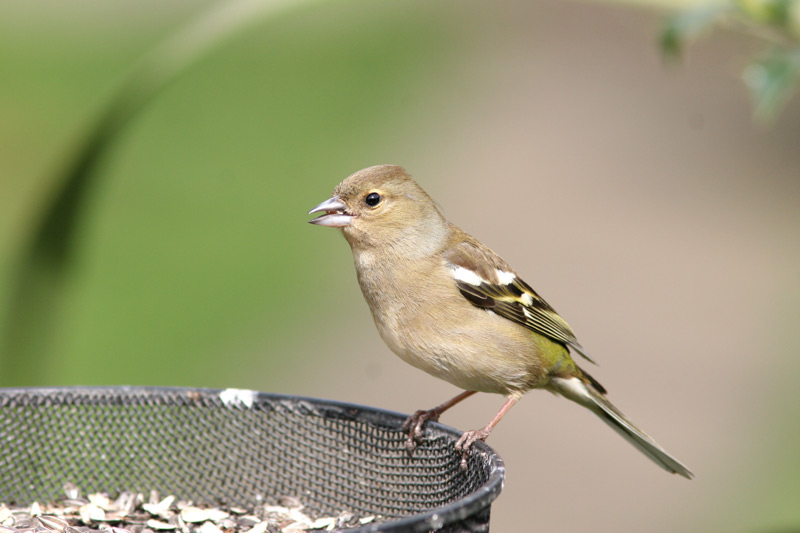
left=365, top=192, right=381, bottom=207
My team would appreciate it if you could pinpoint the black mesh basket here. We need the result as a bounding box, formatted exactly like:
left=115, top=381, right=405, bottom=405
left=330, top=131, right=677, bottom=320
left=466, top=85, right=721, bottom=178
left=0, top=387, right=504, bottom=532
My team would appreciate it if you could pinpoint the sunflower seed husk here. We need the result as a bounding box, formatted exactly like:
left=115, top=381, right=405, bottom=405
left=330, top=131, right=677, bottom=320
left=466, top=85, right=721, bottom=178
left=0, top=506, right=12, bottom=526
left=35, top=516, right=68, bottom=532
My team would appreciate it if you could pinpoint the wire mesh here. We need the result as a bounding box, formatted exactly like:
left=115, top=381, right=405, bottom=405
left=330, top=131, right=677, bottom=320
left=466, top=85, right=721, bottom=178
left=0, top=387, right=504, bottom=532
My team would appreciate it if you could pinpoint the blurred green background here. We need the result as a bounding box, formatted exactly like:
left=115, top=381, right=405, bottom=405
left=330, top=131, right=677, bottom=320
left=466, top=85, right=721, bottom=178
left=2, top=0, right=800, bottom=531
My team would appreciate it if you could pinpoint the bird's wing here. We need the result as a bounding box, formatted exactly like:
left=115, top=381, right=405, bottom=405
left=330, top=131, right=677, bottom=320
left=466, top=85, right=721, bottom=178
left=443, top=238, right=595, bottom=363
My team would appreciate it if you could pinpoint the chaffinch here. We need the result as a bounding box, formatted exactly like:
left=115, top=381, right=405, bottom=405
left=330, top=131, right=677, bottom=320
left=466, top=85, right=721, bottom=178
left=309, top=164, right=692, bottom=477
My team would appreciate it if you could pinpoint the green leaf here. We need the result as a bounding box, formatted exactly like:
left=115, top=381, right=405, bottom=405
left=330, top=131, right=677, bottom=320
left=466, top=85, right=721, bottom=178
left=736, top=0, right=796, bottom=26
left=660, top=2, right=732, bottom=60
left=743, top=45, right=800, bottom=122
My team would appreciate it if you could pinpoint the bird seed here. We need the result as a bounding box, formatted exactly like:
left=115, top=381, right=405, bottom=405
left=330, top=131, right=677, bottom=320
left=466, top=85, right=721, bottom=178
left=0, top=485, right=376, bottom=533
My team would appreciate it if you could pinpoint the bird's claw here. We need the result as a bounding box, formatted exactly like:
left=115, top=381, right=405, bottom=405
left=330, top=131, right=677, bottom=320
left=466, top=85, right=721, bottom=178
left=402, top=409, right=440, bottom=455
left=454, top=428, right=490, bottom=471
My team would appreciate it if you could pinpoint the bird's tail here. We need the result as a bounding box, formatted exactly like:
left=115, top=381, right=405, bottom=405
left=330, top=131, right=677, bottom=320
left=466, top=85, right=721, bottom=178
left=549, top=372, right=693, bottom=479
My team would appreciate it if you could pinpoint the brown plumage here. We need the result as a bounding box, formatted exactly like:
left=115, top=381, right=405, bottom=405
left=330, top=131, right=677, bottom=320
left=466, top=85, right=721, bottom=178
left=309, top=164, right=692, bottom=477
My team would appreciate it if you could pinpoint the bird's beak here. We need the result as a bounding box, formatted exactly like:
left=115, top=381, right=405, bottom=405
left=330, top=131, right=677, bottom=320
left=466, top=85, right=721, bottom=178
left=308, top=196, right=354, bottom=227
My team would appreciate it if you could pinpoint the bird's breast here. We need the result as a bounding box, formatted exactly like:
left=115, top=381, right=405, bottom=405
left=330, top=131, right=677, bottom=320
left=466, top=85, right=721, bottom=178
left=352, top=251, right=551, bottom=394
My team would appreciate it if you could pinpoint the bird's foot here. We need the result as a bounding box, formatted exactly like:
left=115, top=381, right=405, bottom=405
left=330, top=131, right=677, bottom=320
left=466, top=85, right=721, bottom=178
left=402, top=408, right=441, bottom=455
left=454, top=428, right=491, bottom=471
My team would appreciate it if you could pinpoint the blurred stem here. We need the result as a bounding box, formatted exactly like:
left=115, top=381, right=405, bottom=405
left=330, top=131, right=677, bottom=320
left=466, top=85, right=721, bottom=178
left=0, top=0, right=327, bottom=380
left=724, top=14, right=799, bottom=46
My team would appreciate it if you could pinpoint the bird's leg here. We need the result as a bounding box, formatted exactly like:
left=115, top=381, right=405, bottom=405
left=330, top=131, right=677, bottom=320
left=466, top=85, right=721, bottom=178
left=455, top=395, right=519, bottom=470
left=402, top=390, right=477, bottom=454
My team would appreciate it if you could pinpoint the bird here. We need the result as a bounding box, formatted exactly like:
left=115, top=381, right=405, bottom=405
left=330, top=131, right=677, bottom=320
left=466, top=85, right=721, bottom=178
left=308, top=164, right=692, bottom=478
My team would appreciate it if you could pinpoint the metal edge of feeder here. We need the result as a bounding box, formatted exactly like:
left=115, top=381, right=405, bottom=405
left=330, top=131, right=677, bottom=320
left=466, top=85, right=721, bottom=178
left=0, top=386, right=506, bottom=533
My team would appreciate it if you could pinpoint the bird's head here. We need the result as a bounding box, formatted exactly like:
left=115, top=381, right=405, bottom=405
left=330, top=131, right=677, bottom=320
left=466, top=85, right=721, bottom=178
left=308, top=165, right=446, bottom=253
